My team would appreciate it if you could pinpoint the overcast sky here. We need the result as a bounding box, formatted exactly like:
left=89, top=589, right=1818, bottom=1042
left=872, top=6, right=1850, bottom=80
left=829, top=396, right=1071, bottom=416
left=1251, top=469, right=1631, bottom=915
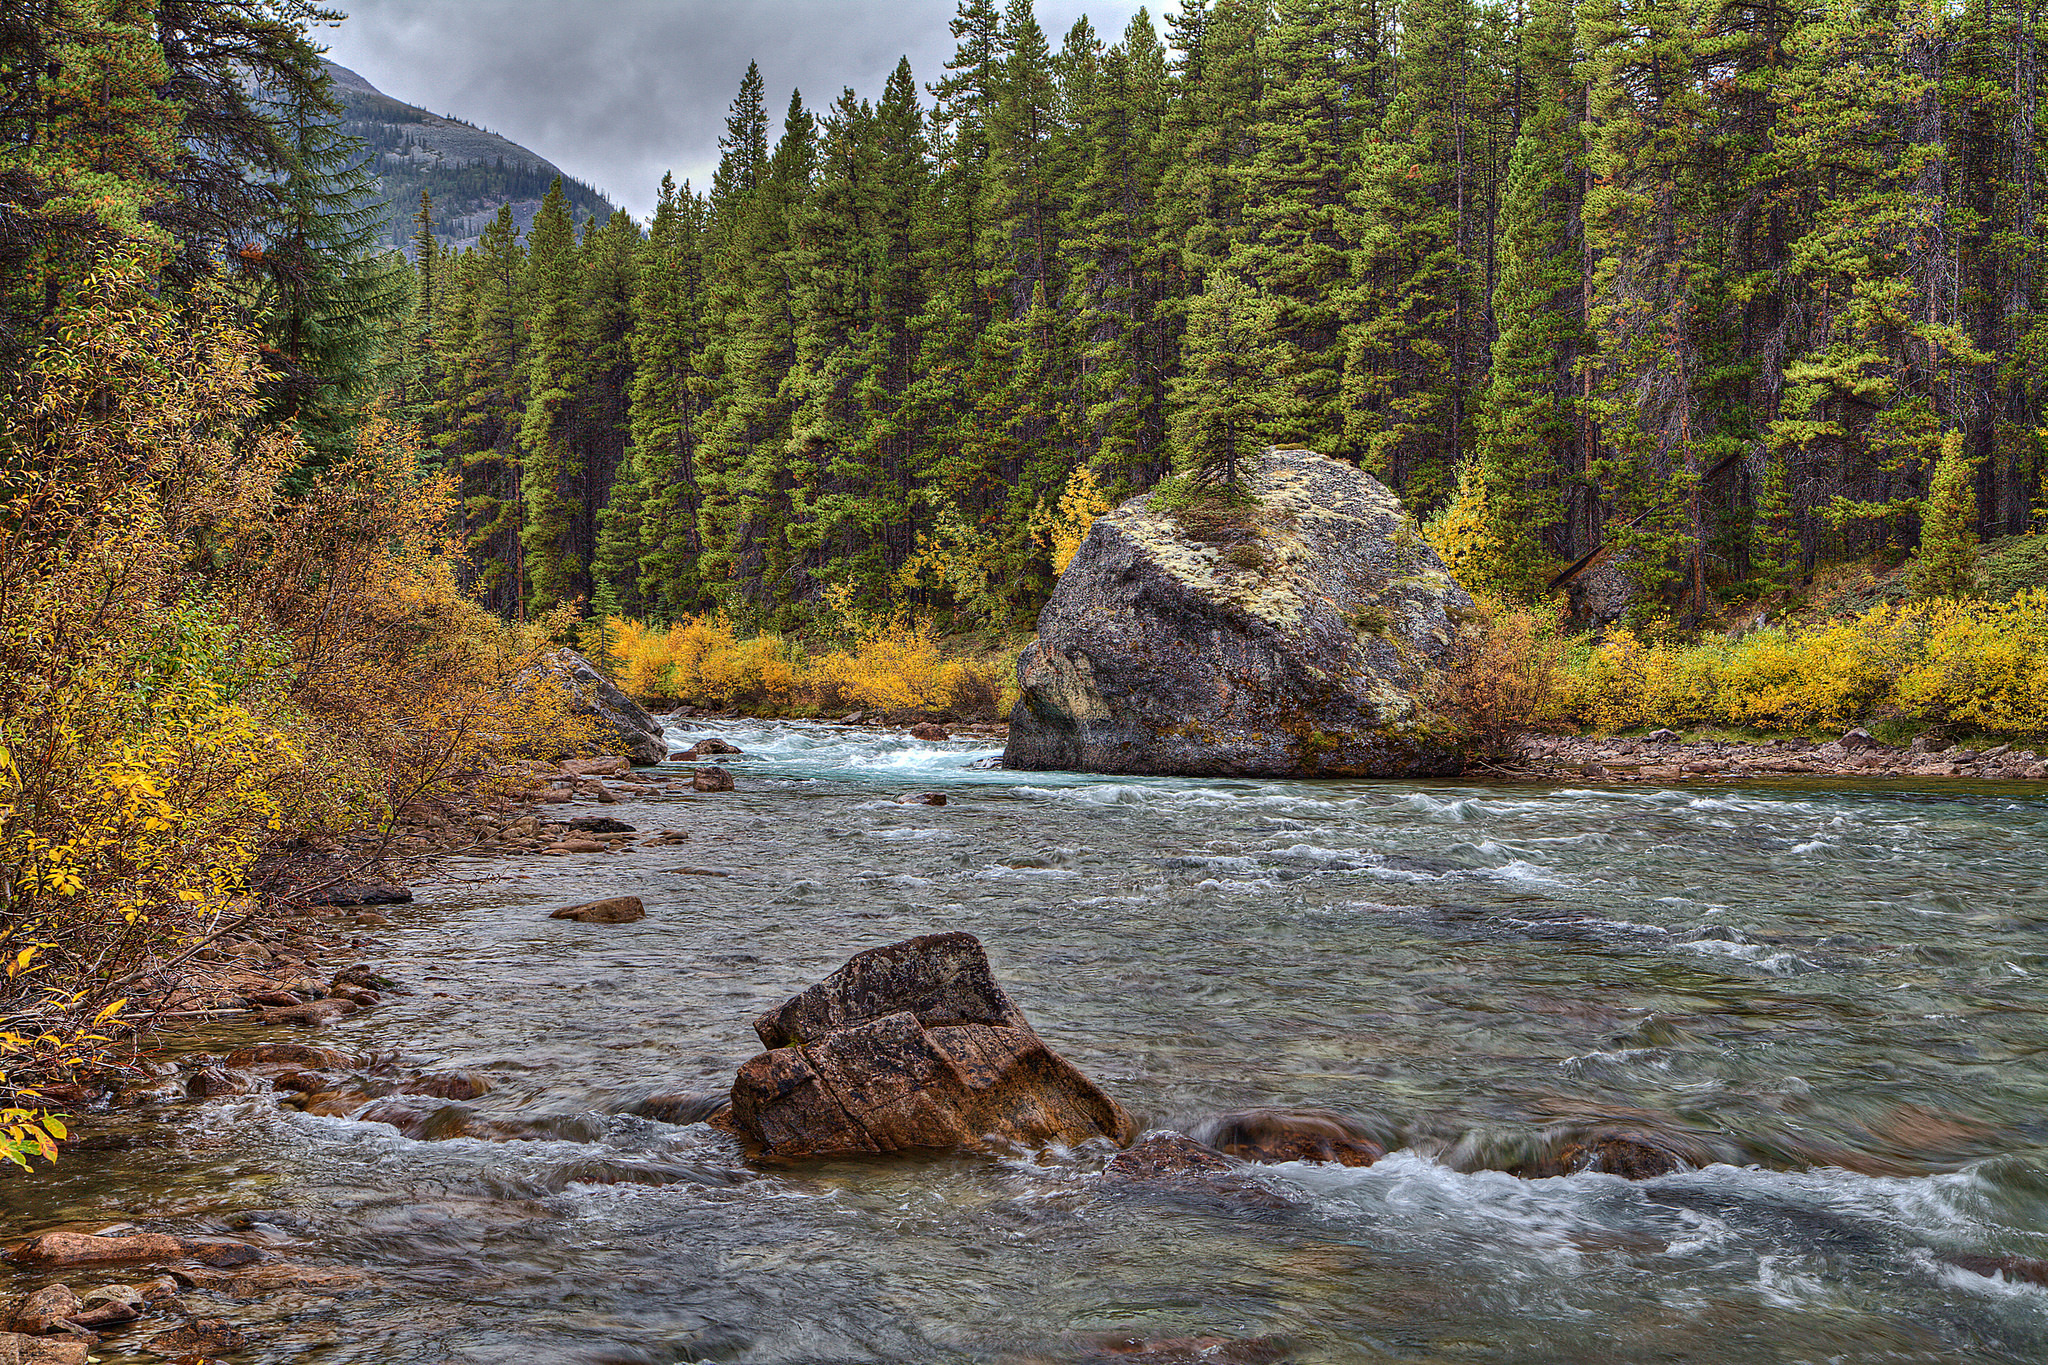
left=323, top=1, right=1169, bottom=222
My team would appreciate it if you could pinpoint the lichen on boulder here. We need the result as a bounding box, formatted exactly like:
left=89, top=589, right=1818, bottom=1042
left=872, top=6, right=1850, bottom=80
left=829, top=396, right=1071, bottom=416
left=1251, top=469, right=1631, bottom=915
left=1004, top=447, right=1473, bottom=776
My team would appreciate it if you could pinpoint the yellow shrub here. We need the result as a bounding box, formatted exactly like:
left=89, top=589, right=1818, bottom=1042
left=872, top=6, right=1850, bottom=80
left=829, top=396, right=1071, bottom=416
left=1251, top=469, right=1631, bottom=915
left=1555, top=594, right=2048, bottom=738
left=606, top=610, right=1007, bottom=720
left=1032, top=466, right=1114, bottom=575
left=1897, top=590, right=2048, bottom=736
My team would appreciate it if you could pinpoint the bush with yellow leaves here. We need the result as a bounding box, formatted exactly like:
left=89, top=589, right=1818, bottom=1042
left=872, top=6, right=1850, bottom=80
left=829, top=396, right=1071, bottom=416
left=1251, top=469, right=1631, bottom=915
left=0, top=254, right=587, bottom=1167
left=604, top=609, right=1007, bottom=720
left=1555, top=594, right=2048, bottom=738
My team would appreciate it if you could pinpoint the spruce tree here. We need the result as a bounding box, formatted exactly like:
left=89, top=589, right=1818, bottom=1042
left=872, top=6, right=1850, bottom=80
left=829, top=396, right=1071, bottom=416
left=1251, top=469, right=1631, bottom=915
left=446, top=204, right=527, bottom=614
left=1908, top=433, right=1983, bottom=600
left=1474, top=0, right=1585, bottom=595
left=247, top=59, right=408, bottom=475
left=1169, top=270, right=1285, bottom=487
left=518, top=179, right=585, bottom=613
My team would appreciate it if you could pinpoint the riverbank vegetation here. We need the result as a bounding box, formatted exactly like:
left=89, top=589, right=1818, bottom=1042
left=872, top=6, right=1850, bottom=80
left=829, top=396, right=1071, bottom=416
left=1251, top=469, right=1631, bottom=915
left=602, top=610, right=1014, bottom=719
left=0, top=5, right=584, bottom=1170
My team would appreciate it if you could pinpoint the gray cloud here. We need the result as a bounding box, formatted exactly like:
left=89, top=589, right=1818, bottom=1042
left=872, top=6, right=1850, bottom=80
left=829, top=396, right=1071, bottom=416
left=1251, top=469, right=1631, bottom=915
left=322, top=1, right=1165, bottom=221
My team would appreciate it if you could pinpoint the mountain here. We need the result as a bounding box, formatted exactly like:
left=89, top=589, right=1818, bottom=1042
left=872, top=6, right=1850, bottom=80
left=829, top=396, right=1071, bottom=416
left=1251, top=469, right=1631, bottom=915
left=325, top=60, right=616, bottom=253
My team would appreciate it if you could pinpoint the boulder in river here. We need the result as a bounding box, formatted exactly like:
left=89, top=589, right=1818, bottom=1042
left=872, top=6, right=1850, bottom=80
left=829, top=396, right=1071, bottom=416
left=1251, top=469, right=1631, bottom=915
left=538, top=649, right=669, bottom=766
left=693, top=766, right=734, bottom=792
left=549, top=896, right=645, bottom=924
left=1005, top=447, right=1472, bottom=777
left=727, top=932, right=1136, bottom=1159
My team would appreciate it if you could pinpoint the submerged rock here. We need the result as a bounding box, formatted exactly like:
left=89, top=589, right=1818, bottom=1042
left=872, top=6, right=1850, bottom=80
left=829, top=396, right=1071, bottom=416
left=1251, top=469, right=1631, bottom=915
left=538, top=648, right=669, bottom=766
left=728, top=932, right=1136, bottom=1159
left=1005, top=447, right=1471, bottom=776
left=549, top=896, right=645, bottom=924
left=1191, top=1107, right=1386, bottom=1167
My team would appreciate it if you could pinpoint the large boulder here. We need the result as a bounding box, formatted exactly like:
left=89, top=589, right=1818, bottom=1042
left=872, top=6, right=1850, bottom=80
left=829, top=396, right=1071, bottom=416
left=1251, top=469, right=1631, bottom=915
left=541, top=649, right=668, bottom=766
left=727, top=933, right=1136, bottom=1160
left=1004, top=447, right=1472, bottom=776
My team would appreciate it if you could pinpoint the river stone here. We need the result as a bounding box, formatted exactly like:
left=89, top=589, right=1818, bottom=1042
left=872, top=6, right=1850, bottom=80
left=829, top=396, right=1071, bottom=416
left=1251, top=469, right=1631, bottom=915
left=5, top=1284, right=79, bottom=1334
left=537, top=648, right=668, bottom=766
left=1004, top=447, right=1471, bottom=777
left=1190, top=1107, right=1386, bottom=1167
left=550, top=896, right=645, bottom=924
left=7, top=1233, right=183, bottom=1268
left=693, top=766, right=734, bottom=792
left=729, top=932, right=1136, bottom=1159
left=149, top=1318, right=246, bottom=1356
left=0, top=1332, right=88, bottom=1365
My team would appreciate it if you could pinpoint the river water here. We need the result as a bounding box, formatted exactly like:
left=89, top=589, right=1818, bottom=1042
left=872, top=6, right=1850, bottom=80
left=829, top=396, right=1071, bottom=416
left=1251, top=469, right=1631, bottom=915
left=7, top=721, right=2048, bottom=1363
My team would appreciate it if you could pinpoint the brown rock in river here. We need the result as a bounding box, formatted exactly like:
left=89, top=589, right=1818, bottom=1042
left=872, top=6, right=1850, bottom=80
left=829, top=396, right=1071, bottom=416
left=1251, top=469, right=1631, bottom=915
left=226, top=1043, right=352, bottom=1070
left=1192, top=1107, right=1386, bottom=1167
left=549, top=896, right=645, bottom=924
left=149, top=1318, right=247, bottom=1357
left=908, top=723, right=951, bottom=741
left=729, top=932, right=1136, bottom=1159
left=258, top=999, right=356, bottom=1026
left=7, top=1233, right=184, bottom=1268
left=5, top=1284, right=80, bottom=1334
left=398, top=1070, right=494, bottom=1101
left=0, top=1332, right=88, bottom=1365
left=67, top=1284, right=143, bottom=1328
left=693, top=765, right=735, bottom=792
left=1101, top=1133, right=1301, bottom=1208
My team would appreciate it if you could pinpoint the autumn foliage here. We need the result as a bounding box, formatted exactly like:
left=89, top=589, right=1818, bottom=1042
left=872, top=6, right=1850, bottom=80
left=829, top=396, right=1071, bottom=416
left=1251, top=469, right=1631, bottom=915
left=0, top=257, right=586, bottom=1168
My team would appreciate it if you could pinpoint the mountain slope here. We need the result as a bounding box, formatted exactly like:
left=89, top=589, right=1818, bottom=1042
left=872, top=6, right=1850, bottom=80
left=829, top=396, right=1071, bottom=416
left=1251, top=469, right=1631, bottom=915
left=326, top=60, right=616, bottom=252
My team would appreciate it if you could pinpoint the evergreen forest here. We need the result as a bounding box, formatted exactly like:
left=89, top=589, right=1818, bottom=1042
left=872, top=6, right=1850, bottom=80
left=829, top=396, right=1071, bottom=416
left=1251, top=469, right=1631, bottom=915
left=381, top=0, right=2048, bottom=633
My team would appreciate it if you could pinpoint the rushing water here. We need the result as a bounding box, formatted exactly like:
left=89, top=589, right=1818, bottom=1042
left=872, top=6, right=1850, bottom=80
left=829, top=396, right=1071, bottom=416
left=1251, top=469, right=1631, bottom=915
left=8, top=721, right=2048, bottom=1363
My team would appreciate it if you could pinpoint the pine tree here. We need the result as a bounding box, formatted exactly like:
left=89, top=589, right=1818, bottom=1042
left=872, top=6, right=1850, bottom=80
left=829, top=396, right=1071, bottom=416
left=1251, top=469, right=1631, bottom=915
left=447, top=203, right=527, bottom=614
left=244, top=58, right=408, bottom=475
left=1230, top=0, right=1387, bottom=457
left=1908, top=432, right=1983, bottom=599
left=1344, top=0, right=1494, bottom=507
left=1169, top=269, right=1285, bottom=487
left=518, top=179, right=585, bottom=613
left=607, top=174, right=711, bottom=618
left=1066, top=12, right=1174, bottom=488
left=1474, top=0, right=1585, bottom=595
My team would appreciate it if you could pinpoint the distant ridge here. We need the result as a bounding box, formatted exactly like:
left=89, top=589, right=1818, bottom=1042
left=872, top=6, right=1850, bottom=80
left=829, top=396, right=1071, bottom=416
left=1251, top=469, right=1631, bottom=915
left=324, top=59, right=616, bottom=253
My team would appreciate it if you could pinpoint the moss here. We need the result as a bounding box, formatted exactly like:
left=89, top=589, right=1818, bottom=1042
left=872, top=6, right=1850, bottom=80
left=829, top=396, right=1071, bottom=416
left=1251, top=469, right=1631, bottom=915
left=1347, top=605, right=1390, bottom=635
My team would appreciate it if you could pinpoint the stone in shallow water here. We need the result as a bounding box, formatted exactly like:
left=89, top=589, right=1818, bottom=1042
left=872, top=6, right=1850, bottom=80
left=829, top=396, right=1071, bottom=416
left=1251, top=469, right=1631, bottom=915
left=1191, top=1107, right=1386, bottom=1167
left=8, top=1234, right=184, bottom=1269
left=0, top=1331, right=89, bottom=1365
left=549, top=896, right=644, bottom=924
left=728, top=932, right=1135, bottom=1159
left=5, top=1285, right=80, bottom=1334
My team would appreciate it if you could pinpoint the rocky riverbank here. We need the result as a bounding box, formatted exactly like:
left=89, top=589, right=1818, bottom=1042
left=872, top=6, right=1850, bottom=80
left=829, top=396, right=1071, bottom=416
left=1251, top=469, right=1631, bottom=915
left=1505, top=729, right=2048, bottom=783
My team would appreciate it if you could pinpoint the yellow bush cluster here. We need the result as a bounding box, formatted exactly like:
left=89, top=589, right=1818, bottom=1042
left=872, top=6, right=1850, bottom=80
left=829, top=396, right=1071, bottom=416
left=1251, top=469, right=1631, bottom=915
left=1, top=257, right=588, bottom=1166
left=607, top=612, right=1008, bottom=719
left=1558, top=592, right=2048, bottom=737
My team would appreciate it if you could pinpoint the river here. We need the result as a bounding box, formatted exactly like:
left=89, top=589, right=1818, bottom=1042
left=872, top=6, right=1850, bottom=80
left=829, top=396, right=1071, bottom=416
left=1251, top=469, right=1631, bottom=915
left=7, top=720, right=2048, bottom=1363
